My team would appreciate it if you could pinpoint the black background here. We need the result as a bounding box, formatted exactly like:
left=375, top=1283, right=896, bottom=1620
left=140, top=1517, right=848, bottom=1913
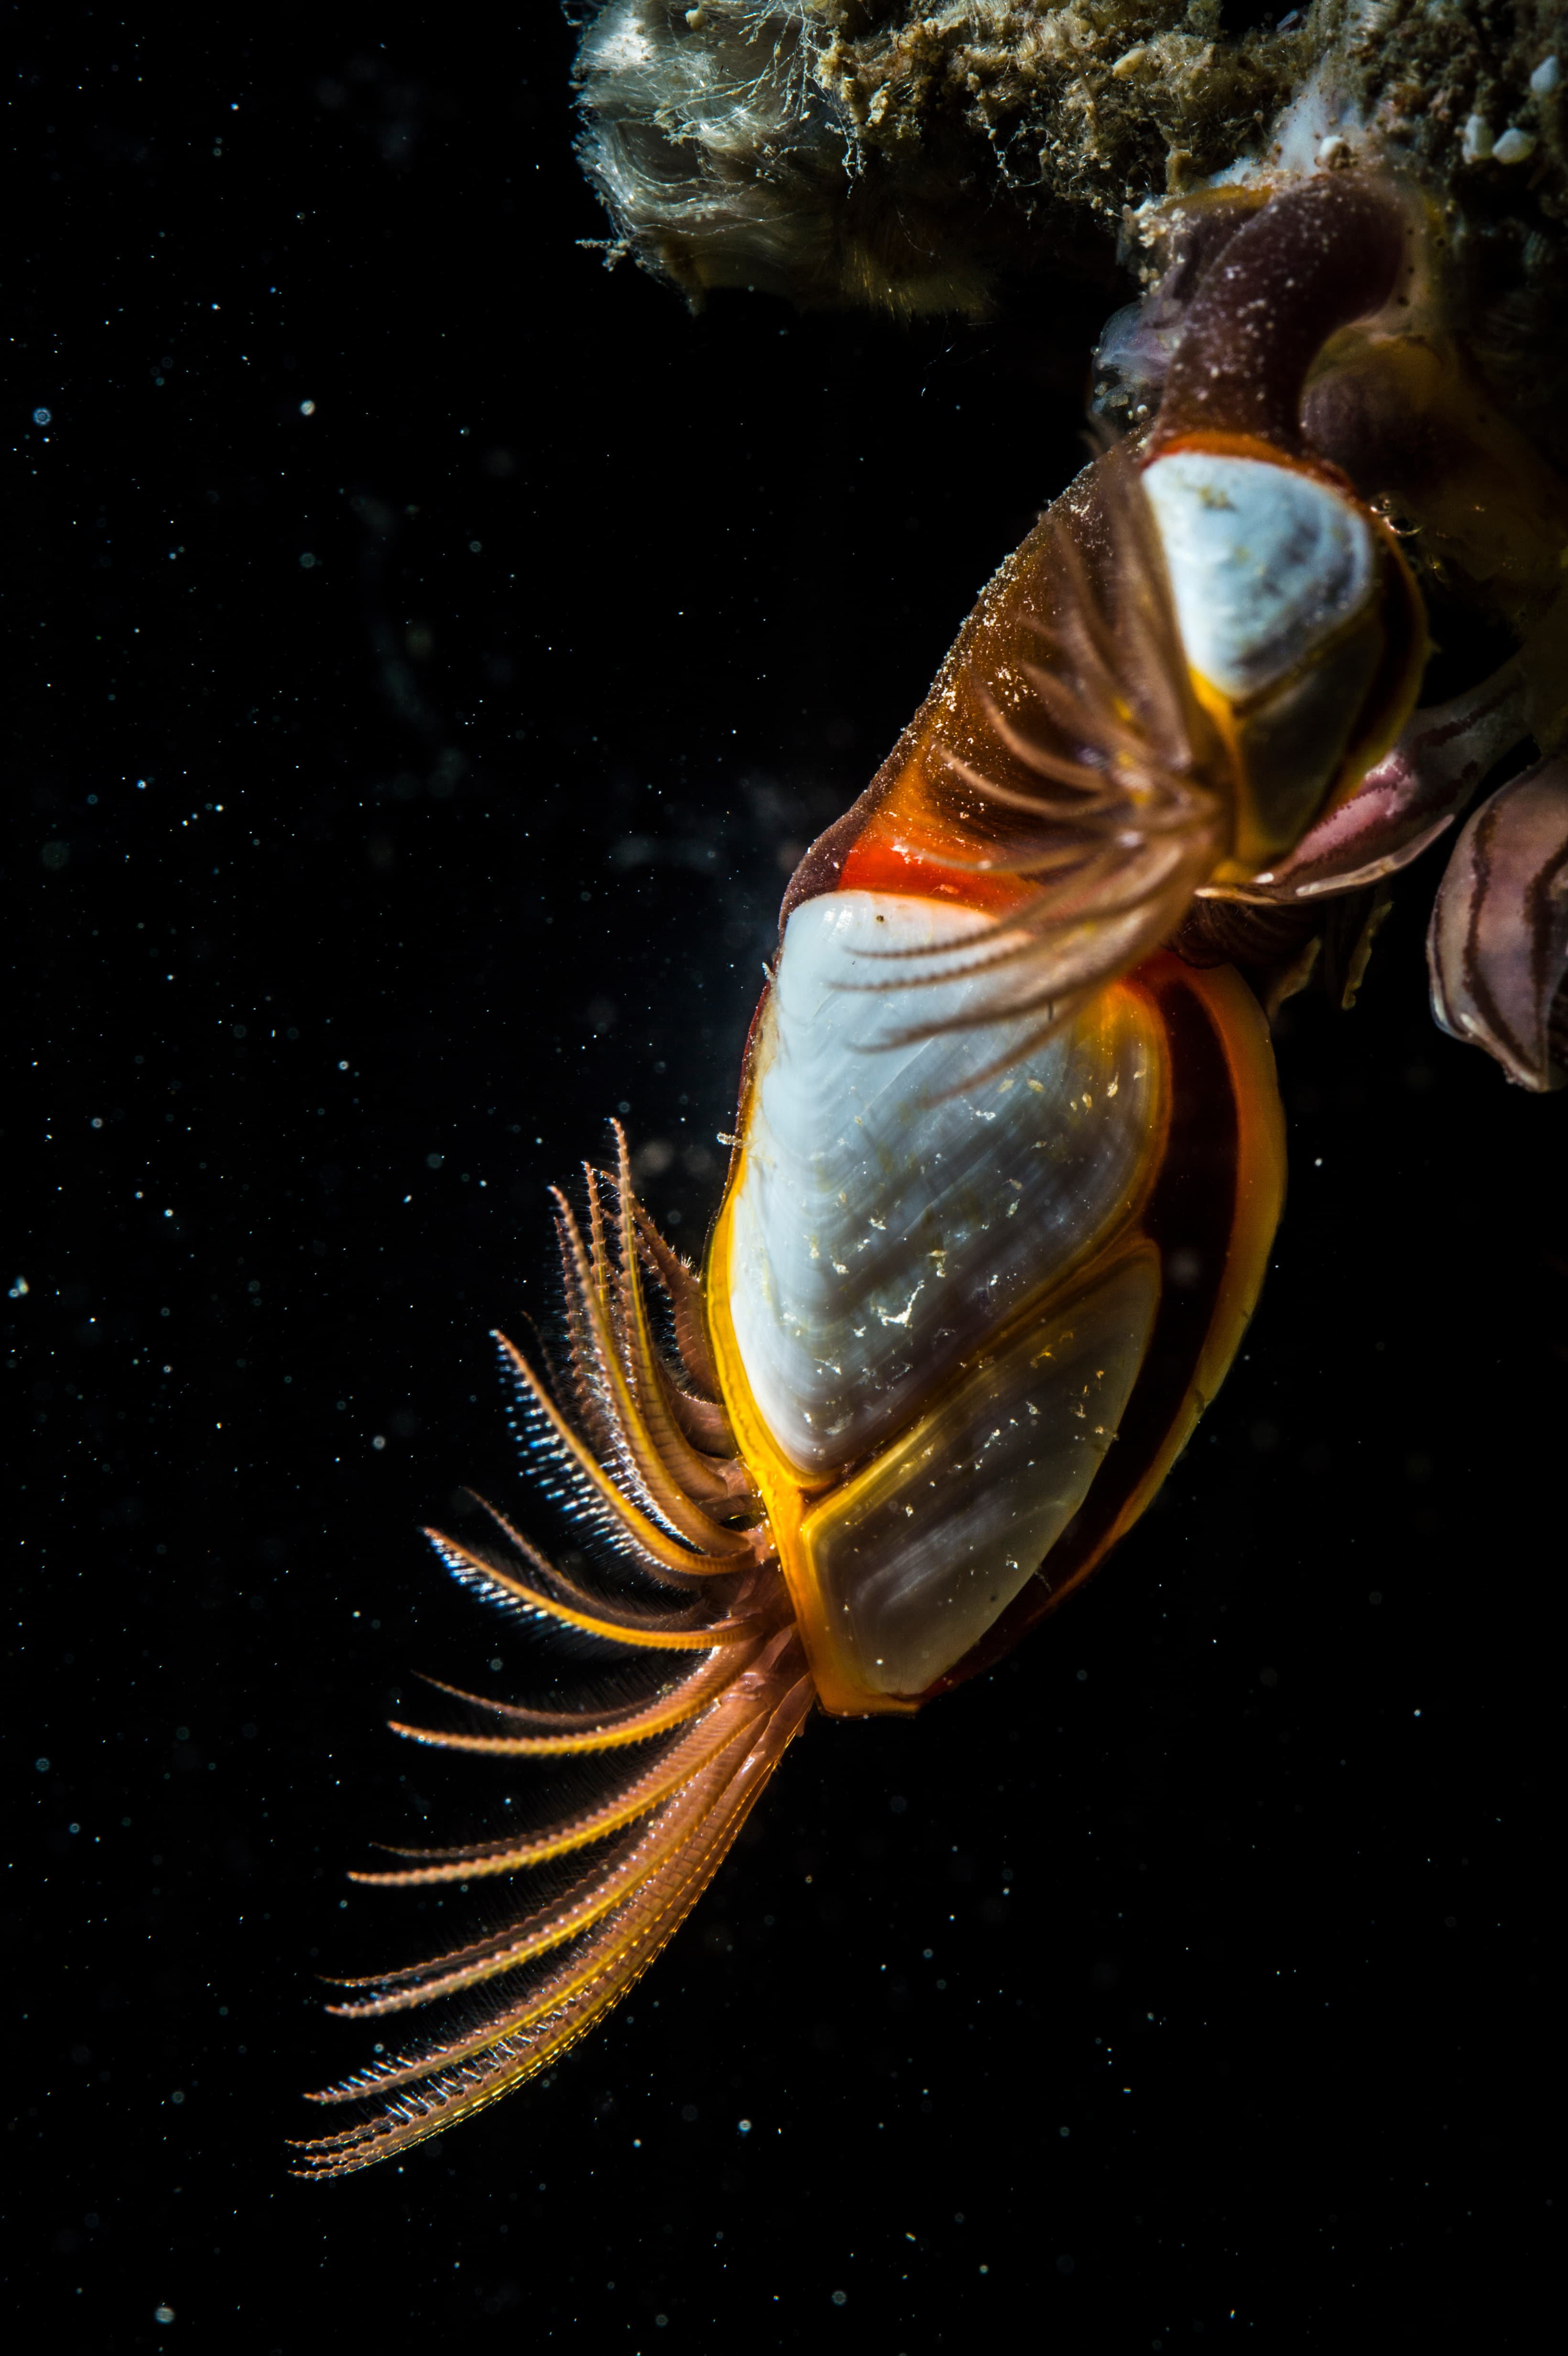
left=10, top=14, right=1561, bottom=2350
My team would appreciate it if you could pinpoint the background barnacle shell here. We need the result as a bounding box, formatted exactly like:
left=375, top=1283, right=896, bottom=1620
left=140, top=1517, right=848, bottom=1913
left=574, top=0, right=1568, bottom=463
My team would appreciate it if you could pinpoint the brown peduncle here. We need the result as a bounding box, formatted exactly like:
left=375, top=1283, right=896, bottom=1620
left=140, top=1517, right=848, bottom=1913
left=1148, top=173, right=1411, bottom=459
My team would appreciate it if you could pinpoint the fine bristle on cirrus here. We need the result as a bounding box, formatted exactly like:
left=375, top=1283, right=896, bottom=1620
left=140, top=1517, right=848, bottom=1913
left=291, top=1128, right=806, bottom=2179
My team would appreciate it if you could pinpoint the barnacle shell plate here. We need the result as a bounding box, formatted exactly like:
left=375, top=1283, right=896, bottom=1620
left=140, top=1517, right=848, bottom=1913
left=798, top=1247, right=1160, bottom=1696
left=724, top=891, right=1165, bottom=1477
left=1142, top=449, right=1376, bottom=699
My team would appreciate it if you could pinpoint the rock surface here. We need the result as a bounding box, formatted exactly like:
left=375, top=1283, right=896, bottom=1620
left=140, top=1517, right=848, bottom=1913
left=572, top=1, right=1568, bottom=455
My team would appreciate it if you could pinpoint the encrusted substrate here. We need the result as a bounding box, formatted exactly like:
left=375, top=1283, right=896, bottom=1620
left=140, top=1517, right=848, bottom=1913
left=571, top=0, right=1568, bottom=447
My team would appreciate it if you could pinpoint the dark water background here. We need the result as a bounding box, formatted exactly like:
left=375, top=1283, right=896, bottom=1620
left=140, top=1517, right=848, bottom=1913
left=10, top=15, right=1560, bottom=2348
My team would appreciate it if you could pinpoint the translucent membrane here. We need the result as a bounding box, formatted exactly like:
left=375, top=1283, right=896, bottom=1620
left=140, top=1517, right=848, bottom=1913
left=800, top=1248, right=1160, bottom=1696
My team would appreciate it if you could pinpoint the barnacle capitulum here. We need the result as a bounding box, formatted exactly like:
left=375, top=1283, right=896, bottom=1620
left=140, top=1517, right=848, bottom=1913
left=294, top=981, right=1281, bottom=2179
left=1136, top=173, right=1429, bottom=877
left=1097, top=166, right=1568, bottom=1060
left=300, top=156, right=1568, bottom=2170
left=713, top=920, right=1284, bottom=1714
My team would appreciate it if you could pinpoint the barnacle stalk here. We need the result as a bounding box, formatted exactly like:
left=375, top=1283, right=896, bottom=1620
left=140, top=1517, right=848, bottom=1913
left=291, top=1130, right=806, bottom=2180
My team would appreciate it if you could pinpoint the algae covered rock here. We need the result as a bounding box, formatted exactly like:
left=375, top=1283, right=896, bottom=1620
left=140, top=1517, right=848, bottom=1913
left=571, top=1, right=1568, bottom=450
